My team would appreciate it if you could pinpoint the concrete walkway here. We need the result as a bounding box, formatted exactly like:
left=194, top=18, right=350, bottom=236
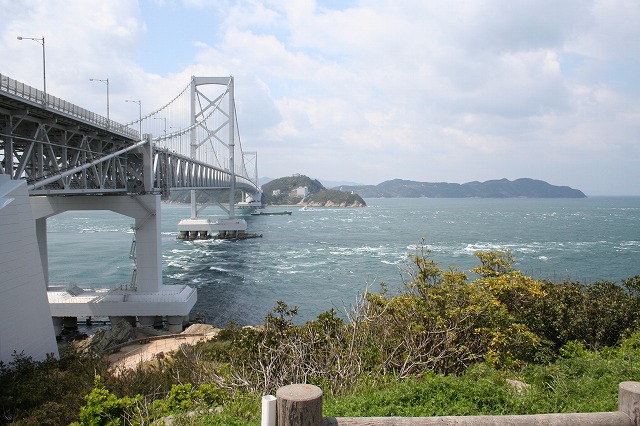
left=106, top=324, right=219, bottom=372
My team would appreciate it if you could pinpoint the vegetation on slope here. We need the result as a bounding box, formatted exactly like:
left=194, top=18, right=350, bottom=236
left=261, top=175, right=324, bottom=205
left=1, top=247, right=639, bottom=424
left=262, top=175, right=366, bottom=206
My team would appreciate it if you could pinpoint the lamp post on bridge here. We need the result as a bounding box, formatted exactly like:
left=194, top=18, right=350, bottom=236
left=125, top=99, right=142, bottom=136
left=17, top=36, right=46, bottom=105
left=89, top=78, right=109, bottom=122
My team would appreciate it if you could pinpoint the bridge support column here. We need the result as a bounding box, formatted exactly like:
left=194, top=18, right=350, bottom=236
left=35, top=217, right=49, bottom=289
left=167, top=315, right=187, bottom=333
left=0, top=176, right=59, bottom=362
left=138, top=316, right=156, bottom=328
left=132, top=195, right=162, bottom=293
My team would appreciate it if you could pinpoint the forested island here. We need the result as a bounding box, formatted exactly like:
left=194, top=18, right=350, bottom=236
left=336, top=178, right=586, bottom=198
left=262, top=174, right=366, bottom=206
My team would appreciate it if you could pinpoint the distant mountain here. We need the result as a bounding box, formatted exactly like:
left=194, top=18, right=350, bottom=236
left=262, top=175, right=366, bottom=206
left=259, top=177, right=274, bottom=186
left=318, top=179, right=364, bottom=188
left=334, top=178, right=586, bottom=198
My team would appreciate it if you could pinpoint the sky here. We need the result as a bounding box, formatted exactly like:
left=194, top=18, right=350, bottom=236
left=1, top=0, right=639, bottom=195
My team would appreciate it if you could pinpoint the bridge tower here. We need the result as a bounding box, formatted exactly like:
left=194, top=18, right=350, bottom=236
left=177, top=76, right=252, bottom=240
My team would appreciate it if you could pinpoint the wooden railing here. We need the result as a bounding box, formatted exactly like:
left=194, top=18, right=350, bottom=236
left=263, top=382, right=640, bottom=426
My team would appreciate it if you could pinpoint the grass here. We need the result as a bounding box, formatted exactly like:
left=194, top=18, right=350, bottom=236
left=164, top=393, right=260, bottom=426
left=324, top=345, right=640, bottom=419
left=173, top=335, right=640, bottom=425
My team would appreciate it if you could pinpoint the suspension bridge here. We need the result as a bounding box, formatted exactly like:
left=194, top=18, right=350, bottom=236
left=0, top=73, right=262, bottom=361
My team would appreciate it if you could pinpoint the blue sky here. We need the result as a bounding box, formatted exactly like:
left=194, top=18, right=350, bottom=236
left=2, top=0, right=639, bottom=195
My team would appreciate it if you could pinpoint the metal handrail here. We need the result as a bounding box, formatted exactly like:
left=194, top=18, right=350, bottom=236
left=0, top=73, right=138, bottom=139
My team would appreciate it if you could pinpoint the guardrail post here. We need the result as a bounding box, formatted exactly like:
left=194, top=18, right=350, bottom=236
left=620, top=382, right=640, bottom=425
left=276, top=384, right=323, bottom=426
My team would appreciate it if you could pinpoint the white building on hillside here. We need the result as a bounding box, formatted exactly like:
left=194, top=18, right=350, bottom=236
left=295, top=186, right=308, bottom=197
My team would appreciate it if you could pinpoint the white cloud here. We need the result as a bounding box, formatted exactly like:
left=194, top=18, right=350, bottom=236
left=569, top=0, right=640, bottom=60
left=1, top=0, right=639, bottom=194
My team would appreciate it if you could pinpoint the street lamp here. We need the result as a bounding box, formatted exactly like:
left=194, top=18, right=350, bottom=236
left=125, top=99, right=142, bottom=136
left=154, top=117, right=166, bottom=137
left=89, top=78, right=109, bottom=121
left=17, top=36, right=46, bottom=104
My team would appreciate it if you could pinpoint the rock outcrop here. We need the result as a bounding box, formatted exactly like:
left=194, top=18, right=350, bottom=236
left=88, top=320, right=136, bottom=353
left=302, top=199, right=366, bottom=207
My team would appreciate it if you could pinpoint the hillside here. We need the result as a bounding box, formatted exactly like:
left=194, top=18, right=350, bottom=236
left=334, top=178, right=586, bottom=198
left=262, top=175, right=366, bottom=206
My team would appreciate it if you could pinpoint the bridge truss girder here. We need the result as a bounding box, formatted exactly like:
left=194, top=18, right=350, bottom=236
left=0, top=105, right=144, bottom=195
left=153, top=147, right=259, bottom=198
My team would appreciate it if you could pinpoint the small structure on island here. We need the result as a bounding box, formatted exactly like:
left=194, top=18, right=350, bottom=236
left=294, top=186, right=309, bottom=197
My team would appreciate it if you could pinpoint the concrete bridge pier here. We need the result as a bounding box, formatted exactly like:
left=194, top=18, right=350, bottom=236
left=138, top=316, right=155, bottom=328
left=0, top=176, right=59, bottom=362
left=130, top=195, right=163, bottom=293
left=29, top=193, right=197, bottom=337
left=137, top=316, right=164, bottom=329
left=167, top=315, right=189, bottom=333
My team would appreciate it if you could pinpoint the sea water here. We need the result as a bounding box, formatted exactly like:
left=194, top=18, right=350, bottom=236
left=46, top=197, right=640, bottom=326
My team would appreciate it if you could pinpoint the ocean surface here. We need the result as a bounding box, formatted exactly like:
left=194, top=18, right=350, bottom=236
left=46, top=197, right=640, bottom=326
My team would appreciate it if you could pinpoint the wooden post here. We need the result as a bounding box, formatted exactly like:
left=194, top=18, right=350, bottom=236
left=620, top=382, right=640, bottom=425
left=276, top=384, right=323, bottom=426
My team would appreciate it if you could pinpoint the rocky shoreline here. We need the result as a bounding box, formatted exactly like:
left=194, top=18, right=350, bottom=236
left=299, top=199, right=366, bottom=207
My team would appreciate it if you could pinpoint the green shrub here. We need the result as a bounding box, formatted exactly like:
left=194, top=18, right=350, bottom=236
left=0, top=348, right=108, bottom=425
left=71, top=376, right=141, bottom=426
left=153, top=382, right=226, bottom=417
left=188, top=247, right=640, bottom=397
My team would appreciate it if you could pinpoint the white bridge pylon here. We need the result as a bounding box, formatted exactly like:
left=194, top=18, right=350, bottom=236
left=174, top=76, right=262, bottom=240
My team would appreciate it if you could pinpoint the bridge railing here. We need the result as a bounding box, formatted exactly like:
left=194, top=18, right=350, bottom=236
left=0, top=73, right=138, bottom=139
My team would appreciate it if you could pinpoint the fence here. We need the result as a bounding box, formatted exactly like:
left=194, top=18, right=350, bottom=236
left=0, top=73, right=138, bottom=139
left=262, top=382, right=640, bottom=426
